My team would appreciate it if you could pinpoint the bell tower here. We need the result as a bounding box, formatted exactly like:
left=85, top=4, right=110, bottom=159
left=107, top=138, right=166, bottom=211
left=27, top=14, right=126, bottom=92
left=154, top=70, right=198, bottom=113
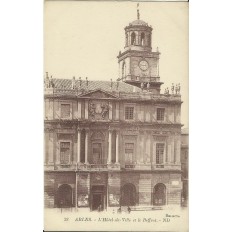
left=117, top=7, right=163, bottom=94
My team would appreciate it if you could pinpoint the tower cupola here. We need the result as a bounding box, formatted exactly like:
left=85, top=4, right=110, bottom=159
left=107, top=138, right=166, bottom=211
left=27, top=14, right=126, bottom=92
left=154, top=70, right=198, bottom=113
left=117, top=7, right=163, bottom=94
left=124, top=9, right=153, bottom=52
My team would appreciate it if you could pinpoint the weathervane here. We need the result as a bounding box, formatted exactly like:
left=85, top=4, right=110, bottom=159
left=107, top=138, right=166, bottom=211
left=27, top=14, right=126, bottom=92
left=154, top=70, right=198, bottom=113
left=137, top=3, right=140, bottom=20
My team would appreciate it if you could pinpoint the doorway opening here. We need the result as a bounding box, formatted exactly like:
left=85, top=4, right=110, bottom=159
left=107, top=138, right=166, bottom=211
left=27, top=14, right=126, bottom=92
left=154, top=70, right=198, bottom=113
left=153, top=183, right=166, bottom=206
left=57, top=184, right=73, bottom=208
left=121, top=183, right=136, bottom=206
left=91, top=185, right=105, bottom=211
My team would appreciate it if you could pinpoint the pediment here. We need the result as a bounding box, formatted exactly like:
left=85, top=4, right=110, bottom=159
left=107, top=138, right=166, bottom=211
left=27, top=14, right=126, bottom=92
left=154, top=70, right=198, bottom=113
left=79, top=89, right=118, bottom=99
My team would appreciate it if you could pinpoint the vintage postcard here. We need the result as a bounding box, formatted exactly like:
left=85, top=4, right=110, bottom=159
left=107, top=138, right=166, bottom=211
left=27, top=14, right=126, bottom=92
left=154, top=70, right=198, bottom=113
left=44, top=0, right=189, bottom=231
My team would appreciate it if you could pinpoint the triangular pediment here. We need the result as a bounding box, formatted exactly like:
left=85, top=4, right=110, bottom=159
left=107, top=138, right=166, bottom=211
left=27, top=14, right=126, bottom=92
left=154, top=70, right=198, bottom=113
left=78, top=89, right=118, bottom=99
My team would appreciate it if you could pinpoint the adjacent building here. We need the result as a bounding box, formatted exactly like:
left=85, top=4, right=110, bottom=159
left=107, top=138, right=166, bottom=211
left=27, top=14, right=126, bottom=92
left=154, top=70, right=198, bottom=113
left=181, top=128, right=189, bottom=207
left=44, top=11, right=183, bottom=211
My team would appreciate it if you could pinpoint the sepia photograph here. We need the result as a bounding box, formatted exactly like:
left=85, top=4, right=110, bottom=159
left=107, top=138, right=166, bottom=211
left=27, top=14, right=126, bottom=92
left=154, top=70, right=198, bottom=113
left=44, top=0, right=189, bottom=231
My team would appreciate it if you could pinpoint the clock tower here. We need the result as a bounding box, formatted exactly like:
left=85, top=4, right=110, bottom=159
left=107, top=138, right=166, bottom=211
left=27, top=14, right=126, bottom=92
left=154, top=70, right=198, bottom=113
left=117, top=9, right=163, bottom=94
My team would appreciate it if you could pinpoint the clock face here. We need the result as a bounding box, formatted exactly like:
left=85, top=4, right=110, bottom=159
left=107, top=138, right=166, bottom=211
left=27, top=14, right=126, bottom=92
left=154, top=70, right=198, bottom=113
left=139, top=60, right=149, bottom=71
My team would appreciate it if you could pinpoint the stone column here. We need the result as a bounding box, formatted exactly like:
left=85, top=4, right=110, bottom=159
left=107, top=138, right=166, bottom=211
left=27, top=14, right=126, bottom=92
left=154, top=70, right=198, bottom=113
left=85, top=100, right=88, bottom=119
left=77, top=129, right=81, bottom=163
left=109, top=102, right=112, bottom=120
left=77, top=101, right=82, bottom=119
left=115, top=131, right=119, bottom=164
left=108, top=130, right=112, bottom=164
left=115, top=102, right=119, bottom=120
left=85, top=130, right=89, bottom=164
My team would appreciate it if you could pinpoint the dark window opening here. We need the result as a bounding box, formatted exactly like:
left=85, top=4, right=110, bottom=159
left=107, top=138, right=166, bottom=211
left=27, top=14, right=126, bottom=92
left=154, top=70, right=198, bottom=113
left=157, top=108, right=165, bottom=121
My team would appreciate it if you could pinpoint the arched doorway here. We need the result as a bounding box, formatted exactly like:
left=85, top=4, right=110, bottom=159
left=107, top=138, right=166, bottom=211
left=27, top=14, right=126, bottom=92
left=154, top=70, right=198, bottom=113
left=153, top=183, right=166, bottom=206
left=57, top=184, right=73, bottom=208
left=121, top=183, right=136, bottom=206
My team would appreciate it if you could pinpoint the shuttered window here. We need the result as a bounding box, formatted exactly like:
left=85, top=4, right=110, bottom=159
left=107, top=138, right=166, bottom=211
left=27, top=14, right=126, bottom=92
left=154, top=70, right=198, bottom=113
left=156, top=143, right=164, bottom=164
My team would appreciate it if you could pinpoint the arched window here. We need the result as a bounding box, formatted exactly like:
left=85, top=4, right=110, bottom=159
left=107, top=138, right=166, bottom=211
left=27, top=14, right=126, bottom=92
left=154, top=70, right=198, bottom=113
left=125, top=33, right=128, bottom=46
left=131, top=32, right=136, bottom=45
left=122, top=62, right=126, bottom=79
left=57, top=184, right=73, bottom=208
left=153, top=183, right=166, bottom=206
left=141, top=32, right=145, bottom=46
left=121, top=183, right=136, bottom=206
left=148, top=34, right=151, bottom=47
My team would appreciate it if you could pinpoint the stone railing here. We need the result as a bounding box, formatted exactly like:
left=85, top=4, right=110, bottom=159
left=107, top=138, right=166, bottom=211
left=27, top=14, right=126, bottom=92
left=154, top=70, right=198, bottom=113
left=44, top=163, right=181, bottom=171
left=152, top=163, right=181, bottom=170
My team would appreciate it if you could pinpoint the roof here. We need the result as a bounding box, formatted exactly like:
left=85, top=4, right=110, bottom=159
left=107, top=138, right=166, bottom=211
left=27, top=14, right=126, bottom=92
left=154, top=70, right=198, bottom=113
left=130, top=19, right=148, bottom=26
left=51, top=78, right=142, bottom=93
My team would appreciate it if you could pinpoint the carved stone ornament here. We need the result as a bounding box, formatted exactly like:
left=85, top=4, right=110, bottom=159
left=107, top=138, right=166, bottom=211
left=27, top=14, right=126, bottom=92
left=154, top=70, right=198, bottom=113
left=94, top=174, right=102, bottom=181
left=89, top=100, right=109, bottom=120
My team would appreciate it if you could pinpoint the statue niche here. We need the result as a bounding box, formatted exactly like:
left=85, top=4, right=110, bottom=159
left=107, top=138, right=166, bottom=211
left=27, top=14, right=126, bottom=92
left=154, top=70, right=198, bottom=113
left=88, top=100, right=109, bottom=120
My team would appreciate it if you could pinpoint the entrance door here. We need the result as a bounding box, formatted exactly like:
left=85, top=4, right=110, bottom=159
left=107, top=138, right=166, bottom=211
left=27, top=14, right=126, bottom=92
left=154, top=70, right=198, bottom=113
left=92, top=193, right=103, bottom=211
left=57, top=184, right=73, bottom=208
left=121, top=184, right=136, bottom=206
left=153, top=183, right=166, bottom=206
left=91, top=185, right=105, bottom=211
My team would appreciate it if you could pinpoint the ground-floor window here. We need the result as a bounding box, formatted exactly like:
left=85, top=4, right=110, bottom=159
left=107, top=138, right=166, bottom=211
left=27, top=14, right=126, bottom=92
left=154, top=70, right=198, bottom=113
left=153, top=183, right=166, bottom=206
left=121, top=183, right=136, bottom=206
left=57, top=184, right=73, bottom=208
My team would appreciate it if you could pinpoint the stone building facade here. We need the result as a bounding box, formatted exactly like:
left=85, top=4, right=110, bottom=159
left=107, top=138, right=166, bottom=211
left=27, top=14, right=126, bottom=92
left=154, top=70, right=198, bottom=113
left=44, top=13, right=183, bottom=211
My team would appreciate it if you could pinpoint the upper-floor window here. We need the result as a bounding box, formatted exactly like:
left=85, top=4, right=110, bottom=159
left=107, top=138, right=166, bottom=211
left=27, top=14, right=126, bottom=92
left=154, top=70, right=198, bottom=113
left=125, top=143, right=134, bottom=164
left=125, top=106, right=134, bottom=120
left=61, top=104, right=71, bottom=118
left=60, top=142, right=71, bottom=164
left=157, top=108, right=165, bottom=121
left=156, top=143, right=164, bottom=164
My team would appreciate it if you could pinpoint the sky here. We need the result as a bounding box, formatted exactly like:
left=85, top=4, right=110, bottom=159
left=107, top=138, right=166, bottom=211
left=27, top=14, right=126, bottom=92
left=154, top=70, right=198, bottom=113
left=44, top=1, right=188, bottom=127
